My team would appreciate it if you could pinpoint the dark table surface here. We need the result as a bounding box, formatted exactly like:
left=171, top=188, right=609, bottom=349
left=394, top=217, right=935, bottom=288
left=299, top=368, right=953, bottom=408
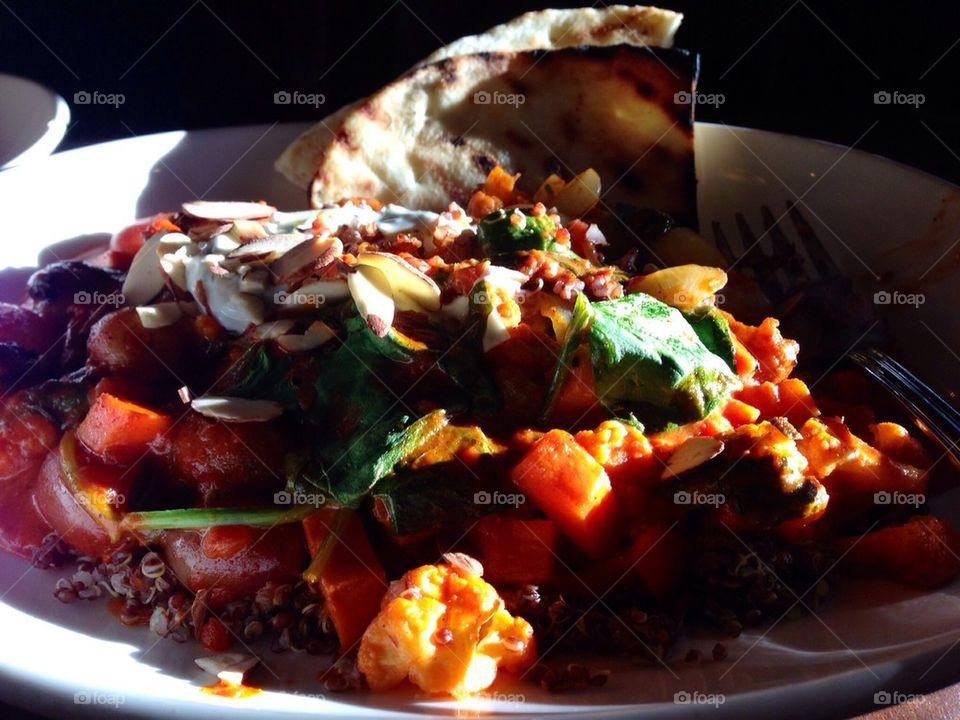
left=2, top=1, right=960, bottom=717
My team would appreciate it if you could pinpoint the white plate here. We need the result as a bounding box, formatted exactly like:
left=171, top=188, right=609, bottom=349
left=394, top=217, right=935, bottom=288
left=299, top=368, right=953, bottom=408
left=0, top=74, right=70, bottom=170
left=1, top=123, right=960, bottom=719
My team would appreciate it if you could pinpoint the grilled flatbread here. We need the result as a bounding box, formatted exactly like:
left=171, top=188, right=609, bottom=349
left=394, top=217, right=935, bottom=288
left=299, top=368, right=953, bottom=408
left=275, top=5, right=682, bottom=191
left=305, top=46, right=698, bottom=225
left=421, top=5, right=682, bottom=64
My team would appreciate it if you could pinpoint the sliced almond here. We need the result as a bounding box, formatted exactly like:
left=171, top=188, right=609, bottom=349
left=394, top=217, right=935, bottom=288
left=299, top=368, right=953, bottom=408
left=186, top=221, right=232, bottom=242
left=271, top=236, right=343, bottom=281
left=194, top=653, right=259, bottom=678
left=347, top=264, right=394, bottom=337
left=355, top=251, right=440, bottom=312
left=159, top=245, right=192, bottom=291
left=228, top=219, right=268, bottom=244
left=442, top=552, right=484, bottom=577
left=482, top=306, right=512, bottom=353
left=182, top=201, right=275, bottom=221
left=209, top=234, right=240, bottom=254
left=135, top=302, right=183, bottom=329
left=252, top=319, right=296, bottom=340
left=191, top=396, right=283, bottom=423
left=227, top=233, right=307, bottom=262
left=122, top=232, right=174, bottom=306
left=276, top=321, right=335, bottom=353
left=274, top=278, right=349, bottom=310
left=661, top=436, right=725, bottom=479
left=239, top=268, right=269, bottom=294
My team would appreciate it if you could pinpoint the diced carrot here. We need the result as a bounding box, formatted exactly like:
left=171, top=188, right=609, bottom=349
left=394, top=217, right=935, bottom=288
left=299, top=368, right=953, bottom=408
left=575, top=420, right=659, bottom=525
left=483, top=165, right=521, bottom=203
left=467, top=190, right=503, bottom=219
left=579, top=524, right=685, bottom=601
left=721, top=397, right=761, bottom=427
left=472, top=515, right=560, bottom=585
left=303, top=510, right=387, bottom=650
left=76, top=393, right=172, bottom=465
left=509, top=429, right=622, bottom=558
left=870, top=422, right=931, bottom=469
left=838, top=516, right=960, bottom=589
left=733, top=378, right=818, bottom=427
left=732, top=336, right=757, bottom=379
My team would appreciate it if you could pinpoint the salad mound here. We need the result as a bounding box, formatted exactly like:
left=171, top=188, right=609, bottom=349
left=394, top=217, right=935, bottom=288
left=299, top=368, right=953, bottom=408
left=0, top=165, right=955, bottom=698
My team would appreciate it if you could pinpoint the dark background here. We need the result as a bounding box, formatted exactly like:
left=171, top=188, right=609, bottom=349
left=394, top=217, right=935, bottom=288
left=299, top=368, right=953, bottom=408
left=1, top=2, right=959, bottom=719
left=1, top=0, right=959, bottom=184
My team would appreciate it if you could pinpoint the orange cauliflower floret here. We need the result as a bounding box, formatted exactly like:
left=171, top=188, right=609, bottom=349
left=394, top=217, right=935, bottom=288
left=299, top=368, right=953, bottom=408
left=357, top=556, right=536, bottom=697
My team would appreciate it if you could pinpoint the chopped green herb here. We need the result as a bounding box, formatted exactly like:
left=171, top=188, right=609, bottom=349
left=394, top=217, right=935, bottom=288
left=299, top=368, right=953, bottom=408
left=477, top=208, right=558, bottom=256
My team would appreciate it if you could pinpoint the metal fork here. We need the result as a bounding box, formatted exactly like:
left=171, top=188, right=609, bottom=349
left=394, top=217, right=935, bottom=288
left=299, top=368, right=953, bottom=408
left=713, top=203, right=960, bottom=466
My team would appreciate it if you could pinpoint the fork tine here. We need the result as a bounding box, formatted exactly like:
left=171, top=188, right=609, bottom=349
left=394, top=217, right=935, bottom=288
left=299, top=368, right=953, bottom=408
left=849, top=349, right=960, bottom=468
left=787, top=202, right=842, bottom=280
left=735, top=212, right=784, bottom=303
left=760, top=205, right=805, bottom=295
left=711, top=220, right=738, bottom=266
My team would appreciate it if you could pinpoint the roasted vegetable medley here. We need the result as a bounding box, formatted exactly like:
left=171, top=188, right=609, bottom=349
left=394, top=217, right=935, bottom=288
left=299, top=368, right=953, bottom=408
left=0, top=166, right=956, bottom=698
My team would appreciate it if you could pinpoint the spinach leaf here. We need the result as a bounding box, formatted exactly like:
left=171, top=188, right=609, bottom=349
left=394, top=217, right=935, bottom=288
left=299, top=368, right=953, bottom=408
left=372, top=464, right=477, bottom=536
left=22, top=373, right=91, bottom=429
left=586, top=292, right=739, bottom=424
left=371, top=424, right=504, bottom=535
left=221, top=344, right=301, bottom=409
left=681, top=307, right=737, bottom=372
left=301, top=409, right=448, bottom=508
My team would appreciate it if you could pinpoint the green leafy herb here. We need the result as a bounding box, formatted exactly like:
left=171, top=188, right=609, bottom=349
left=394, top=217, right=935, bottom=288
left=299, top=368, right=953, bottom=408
left=22, top=375, right=91, bottom=429
left=371, top=424, right=504, bottom=535
left=222, top=344, right=301, bottom=409
left=301, top=407, right=449, bottom=508
left=682, top=307, right=737, bottom=372
left=372, top=465, right=477, bottom=536
left=586, top=292, right=739, bottom=424
left=477, top=208, right=558, bottom=256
